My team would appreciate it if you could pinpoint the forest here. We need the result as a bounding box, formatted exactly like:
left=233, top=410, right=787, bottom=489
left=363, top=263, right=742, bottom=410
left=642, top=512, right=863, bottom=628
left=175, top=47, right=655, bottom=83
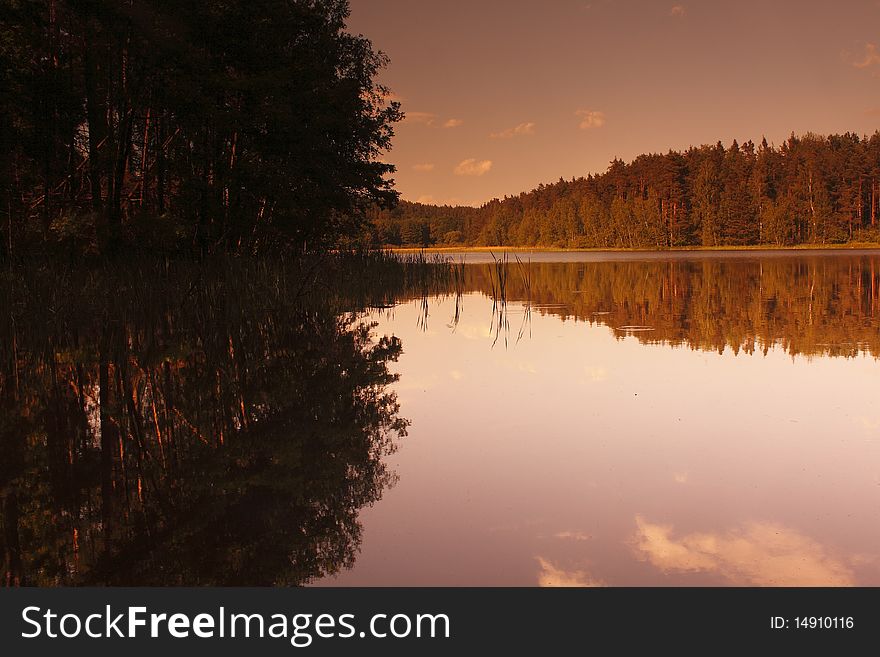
left=0, top=0, right=400, bottom=256
left=6, top=3, right=880, bottom=256
left=370, top=133, right=880, bottom=248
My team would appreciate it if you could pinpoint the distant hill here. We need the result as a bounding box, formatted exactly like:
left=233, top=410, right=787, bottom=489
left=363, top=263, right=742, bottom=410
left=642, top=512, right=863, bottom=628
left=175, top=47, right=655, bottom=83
left=367, top=132, right=880, bottom=248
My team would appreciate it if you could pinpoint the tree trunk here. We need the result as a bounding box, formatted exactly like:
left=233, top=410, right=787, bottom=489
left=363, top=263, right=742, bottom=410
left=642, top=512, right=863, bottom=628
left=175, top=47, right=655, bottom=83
left=99, top=350, right=114, bottom=553
left=82, top=28, right=107, bottom=214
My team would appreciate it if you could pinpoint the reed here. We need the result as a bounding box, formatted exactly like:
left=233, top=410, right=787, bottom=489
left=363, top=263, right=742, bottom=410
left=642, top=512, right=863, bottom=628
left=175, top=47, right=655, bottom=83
left=489, top=251, right=510, bottom=347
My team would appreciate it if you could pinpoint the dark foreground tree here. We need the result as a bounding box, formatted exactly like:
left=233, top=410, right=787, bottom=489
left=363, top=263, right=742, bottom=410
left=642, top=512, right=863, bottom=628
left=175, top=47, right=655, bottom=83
left=0, top=0, right=401, bottom=255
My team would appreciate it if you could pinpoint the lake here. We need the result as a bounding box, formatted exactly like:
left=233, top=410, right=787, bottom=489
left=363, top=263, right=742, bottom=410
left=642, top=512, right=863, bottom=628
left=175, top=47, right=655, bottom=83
left=1, top=251, right=878, bottom=585
left=319, top=250, right=880, bottom=586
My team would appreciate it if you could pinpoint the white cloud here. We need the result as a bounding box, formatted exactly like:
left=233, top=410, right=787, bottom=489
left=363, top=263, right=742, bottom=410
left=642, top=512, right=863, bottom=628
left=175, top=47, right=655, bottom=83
left=491, top=121, right=536, bottom=139
left=412, top=163, right=435, bottom=172
left=576, top=109, right=606, bottom=129
left=454, top=158, right=493, bottom=176
left=669, top=4, right=686, bottom=17
left=443, top=118, right=464, bottom=128
left=631, top=515, right=856, bottom=586
left=852, top=43, right=880, bottom=69
left=536, top=557, right=604, bottom=587
left=416, top=195, right=436, bottom=204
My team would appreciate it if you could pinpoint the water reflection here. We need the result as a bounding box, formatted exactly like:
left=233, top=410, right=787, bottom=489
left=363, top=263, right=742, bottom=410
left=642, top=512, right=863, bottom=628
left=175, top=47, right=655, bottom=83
left=419, top=255, right=880, bottom=358
left=630, top=516, right=855, bottom=586
left=321, top=252, right=880, bottom=587
left=0, top=257, right=414, bottom=585
left=535, top=557, right=604, bottom=588
left=4, top=252, right=880, bottom=586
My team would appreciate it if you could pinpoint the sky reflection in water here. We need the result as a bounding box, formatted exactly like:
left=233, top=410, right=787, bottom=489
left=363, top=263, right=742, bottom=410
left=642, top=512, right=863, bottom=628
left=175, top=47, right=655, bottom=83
left=321, top=255, right=880, bottom=586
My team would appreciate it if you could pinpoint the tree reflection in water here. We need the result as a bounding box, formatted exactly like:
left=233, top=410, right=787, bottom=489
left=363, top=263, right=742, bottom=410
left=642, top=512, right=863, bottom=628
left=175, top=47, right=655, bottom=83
left=0, top=256, right=422, bottom=585
left=5, top=252, right=880, bottom=585
left=429, top=255, right=880, bottom=358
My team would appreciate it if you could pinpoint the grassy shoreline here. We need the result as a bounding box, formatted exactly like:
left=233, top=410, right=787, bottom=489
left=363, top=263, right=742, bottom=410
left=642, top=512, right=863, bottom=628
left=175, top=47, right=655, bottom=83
left=391, top=242, right=880, bottom=253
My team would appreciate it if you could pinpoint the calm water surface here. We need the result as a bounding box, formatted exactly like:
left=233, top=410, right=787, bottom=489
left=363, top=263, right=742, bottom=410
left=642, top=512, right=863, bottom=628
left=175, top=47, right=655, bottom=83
left=2, top=252, right=879, bottom=585
left=320, top=251, right=880, bottom=586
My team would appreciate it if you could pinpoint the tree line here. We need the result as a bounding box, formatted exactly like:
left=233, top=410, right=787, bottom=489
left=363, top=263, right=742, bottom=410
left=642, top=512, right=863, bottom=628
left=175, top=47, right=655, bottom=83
left=0, top=0, right=400, bottom=256
left=370, top=133, right=880, bottom=248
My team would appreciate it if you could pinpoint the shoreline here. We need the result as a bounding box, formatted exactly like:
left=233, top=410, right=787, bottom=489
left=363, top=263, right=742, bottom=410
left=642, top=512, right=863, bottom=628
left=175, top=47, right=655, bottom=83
left=390, top=243, right=880, bottom=254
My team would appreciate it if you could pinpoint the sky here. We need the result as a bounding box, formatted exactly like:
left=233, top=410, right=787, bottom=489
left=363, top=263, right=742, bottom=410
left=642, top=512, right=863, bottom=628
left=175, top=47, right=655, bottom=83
left=347, top=0, right=880, bottom=207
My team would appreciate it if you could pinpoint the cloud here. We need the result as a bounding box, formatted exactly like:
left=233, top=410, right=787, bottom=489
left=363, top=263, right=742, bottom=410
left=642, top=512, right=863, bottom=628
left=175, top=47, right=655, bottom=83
left=405, top=111, right=438, bottom=126
left=490, top=122, right=536, bottom=139
left=631, top=515, right=856, bottom=586
left=454, top=158, right=493, bottom=176
left=404, top=113, right=463, bottom=128
left=576, top=109, right=606, bottom=129
left=395, top=372, right=440, bottom=393
left=536, top=557, right=604, bottom=587
left=412, top=163, right=435, bottom=172
left=448, top=321, right=491, bottom=340
left=669, top=4, right=686, bottom=17
left=414, top=195, right=466, bottom=206
left=852, top=43, right=880, bottom=69
left=553, top=531, right=592, bottom=541
left=586, top=366, right=607, bottom=382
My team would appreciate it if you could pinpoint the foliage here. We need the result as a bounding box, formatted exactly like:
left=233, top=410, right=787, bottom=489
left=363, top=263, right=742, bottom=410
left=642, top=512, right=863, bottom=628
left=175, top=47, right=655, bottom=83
left=0, top=0, right=401, bottom=256
left=371, top=133, right=880, bottom=248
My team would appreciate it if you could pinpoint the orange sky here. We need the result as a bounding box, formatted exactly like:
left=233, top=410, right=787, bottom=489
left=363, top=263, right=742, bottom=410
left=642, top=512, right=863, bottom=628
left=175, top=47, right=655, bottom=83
left=348, top=0, right=880, bottom=207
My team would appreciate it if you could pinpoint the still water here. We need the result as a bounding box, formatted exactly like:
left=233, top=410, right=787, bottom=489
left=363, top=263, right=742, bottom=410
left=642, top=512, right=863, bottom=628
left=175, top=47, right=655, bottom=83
left=321, top=251, right=880, bottom=586
left=1, top=251, right=879, bottom=585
